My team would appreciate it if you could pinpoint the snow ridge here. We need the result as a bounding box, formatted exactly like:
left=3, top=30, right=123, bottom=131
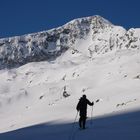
left=0, top=15, right=140, bottom=69
left=0, top=16, right=140, bottom=136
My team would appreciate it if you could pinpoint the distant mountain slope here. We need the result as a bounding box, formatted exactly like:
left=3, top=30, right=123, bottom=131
left=0, top=16, right=140, bottom=135
left=0, top=15, right=140, bottom=69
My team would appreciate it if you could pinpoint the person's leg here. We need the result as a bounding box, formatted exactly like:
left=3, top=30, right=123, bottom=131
left=82, top=116, right=86, bottom=129
left=79, top=116, right=82, bottom=128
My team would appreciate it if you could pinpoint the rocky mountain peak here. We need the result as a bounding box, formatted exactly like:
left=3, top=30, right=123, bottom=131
left=0, top=16, right=139, bottom=69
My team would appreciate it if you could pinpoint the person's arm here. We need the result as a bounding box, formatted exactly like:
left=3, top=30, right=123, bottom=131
left=87, top=99, right=94, bottom=106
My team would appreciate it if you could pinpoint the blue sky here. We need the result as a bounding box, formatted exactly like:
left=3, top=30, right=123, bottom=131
left=0, top=0, right=140, bottom=38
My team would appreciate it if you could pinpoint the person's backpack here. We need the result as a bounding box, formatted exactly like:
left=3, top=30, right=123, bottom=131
left=76, top=98, right=82, bottom=111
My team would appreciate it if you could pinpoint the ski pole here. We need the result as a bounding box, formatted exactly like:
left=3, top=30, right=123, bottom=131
left=90, top=105, right=93, bottom=125
left=90, top=99, right=100, bottom=125
left=69, top=111, right=79, bottom=140
left=72, top=111, right=78, bottom=128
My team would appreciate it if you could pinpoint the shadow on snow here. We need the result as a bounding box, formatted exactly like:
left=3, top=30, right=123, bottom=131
left=0, top=109, right=140, bottom=140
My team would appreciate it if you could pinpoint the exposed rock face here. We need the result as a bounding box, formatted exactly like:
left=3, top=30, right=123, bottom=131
left=0, top=15, right=140, bottom=69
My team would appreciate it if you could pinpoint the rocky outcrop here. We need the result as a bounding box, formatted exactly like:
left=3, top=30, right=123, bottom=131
left=0, top=15, right=140, bottom=69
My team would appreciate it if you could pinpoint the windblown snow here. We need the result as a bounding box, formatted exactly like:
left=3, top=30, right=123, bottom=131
left=0, top=15, right=140, bottom=140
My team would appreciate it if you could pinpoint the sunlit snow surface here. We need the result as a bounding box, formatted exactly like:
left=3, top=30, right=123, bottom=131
left=0, top=16, right=140, bottom=140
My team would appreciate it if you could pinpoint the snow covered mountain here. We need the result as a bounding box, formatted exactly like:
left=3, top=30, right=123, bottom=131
left=0, top=15, right=140, bottom=140
left=0, top=15, right=140, bottom=69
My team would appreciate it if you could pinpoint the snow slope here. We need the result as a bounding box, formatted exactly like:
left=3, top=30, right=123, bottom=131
left=0, top=15, right=140, bottom=69
left=0, top=16, right=140, bottom=140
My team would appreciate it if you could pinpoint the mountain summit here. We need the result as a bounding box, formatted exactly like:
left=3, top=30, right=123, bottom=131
left=0, top=16, right=140, bottom=138
left=0, top=15, right=139, bottom=69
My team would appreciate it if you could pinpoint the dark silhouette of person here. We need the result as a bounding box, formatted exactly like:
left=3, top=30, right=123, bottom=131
left=76, top=94, right=94, bottom=129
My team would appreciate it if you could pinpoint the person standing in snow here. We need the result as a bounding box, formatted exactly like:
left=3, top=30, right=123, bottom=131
left=76, top=94, right=94, bottom=129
